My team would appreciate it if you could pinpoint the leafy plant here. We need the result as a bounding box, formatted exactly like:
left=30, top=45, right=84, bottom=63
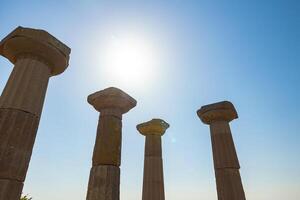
left=20, top=195, right=32, bottom=200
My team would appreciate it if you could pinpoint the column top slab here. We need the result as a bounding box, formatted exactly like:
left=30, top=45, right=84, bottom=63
left=0, top=26, right=71, bottom=76
left=88, top=87, right=137, bottom=114
left=137, top=118, right=169, bottom=136
left=197, top=101, right=238, bottom=124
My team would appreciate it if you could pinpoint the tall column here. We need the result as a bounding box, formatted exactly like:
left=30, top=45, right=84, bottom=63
left=0, top=26, right=70, bottom=200
left=137, top=119, right=169, bottom=200
left=197, top=101, right=246, bottom=200
left=86, top=87, right=136, bottom=200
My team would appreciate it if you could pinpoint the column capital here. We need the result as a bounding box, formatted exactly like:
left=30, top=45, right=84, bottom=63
left=88, top=87, right=137, bottom=115
left=0, top=26, right=70, bottom=76
left=197, top=101, right=238, bottom=124
left=137, top=118, right=169, bottom=136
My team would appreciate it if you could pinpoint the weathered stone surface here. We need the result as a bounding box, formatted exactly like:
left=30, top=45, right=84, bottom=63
left=215, top=169, right=246, bottom=200
left=145, top=135, right=162, bottom=157
left=88, top=87, right=136, bottom=167
left=142, top=157, right=165, bottom=200
left=197, top=101, right=238, bottom=124
left=0, top=27, right=71, bottom=200
left=88, top=87, right=137, bottom=114
left=86, top=88, right=136, bottom=200
left=0, top=26, right=71, bottom=75
left=86, top=165, right=120, bottom=200
left=137, top=119, right=168, bottom=200
left=0, top=179, right=23, bottom=200
left=0, top=57, right=50, bottom=117
left=0, top=109, right=39, bottom=181
left=137, top=119, right=169, bottom=136
left=197, top=101, right=246, bottom=200
left=92, top=115, right=122, bottom=166
left=210, top=121, right=240, bottom=169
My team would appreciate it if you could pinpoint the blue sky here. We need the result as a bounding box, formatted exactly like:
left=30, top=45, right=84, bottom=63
left=0, top=0, right=299, bottom=199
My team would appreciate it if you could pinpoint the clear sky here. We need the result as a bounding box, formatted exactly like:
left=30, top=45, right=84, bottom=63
left=0, top=0, right=299, bottom=199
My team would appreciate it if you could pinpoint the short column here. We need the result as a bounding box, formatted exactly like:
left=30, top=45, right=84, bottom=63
left=137, top=119, right=169, bottom=200
left=86, top=87, right=136, bottom=200
left=197, top=101, right=246, bottom=200
left=0, top=26, right=70, bottom=200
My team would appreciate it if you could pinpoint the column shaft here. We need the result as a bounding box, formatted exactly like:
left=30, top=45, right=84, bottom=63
left=142, top=135, right=165, bottom=200
left=0, top=57, right=50, bottom=200
left=86, top=87, right=136, bottom=200
left=210, top=121, right=245, bottom=200
left=145, top=135, right=162, bottom=157
left=92, top=113, right=122, bottom=166
left=0, top=56, right=50, bottom=116
left=0, top=109, right=39, bottom=181
left=0, top=26, right=70, bottom=200
left=0, top=179, right=23, bottom=200
left=87, top=113, right=122, bottom=200
left=87, top=165, right=120, bottom=200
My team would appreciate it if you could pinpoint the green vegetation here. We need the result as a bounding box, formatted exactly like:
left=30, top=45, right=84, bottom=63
left=20, top=195, right=32, bottom=200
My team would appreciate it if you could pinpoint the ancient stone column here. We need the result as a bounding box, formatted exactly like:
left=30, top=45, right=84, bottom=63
left=137, top=119, right=169, bottom=200
left=197, top=101, right=246, bottom=200
left=0, top=26, right=70, bottom=200
left=86, top=87, right=136, bottom=200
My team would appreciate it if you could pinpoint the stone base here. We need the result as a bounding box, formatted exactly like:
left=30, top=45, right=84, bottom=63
left=215, top=169, right=246, bottom=200
left=0, top=108, right=39, bottom=181
left=86, top=165, right=120, bottom=200
left=0, top=179, right=23, bottom=200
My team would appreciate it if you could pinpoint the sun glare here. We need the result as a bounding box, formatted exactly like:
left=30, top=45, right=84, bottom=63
left=100, top=34, right=158, bottom=88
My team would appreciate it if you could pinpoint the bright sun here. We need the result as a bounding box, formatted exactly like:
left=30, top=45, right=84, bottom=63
left=100, top=34, right=158, bottom=88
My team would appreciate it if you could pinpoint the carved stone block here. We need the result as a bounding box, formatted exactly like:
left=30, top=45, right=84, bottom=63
left=86, top=165, right=120, bottom=200
left=210, top=121, right=240, bottom=169
left=215, top=169, right=246, bottom=200
left=92, top=115, right=122, bottom=166
left=0, top=109, right=39, bottom=181
left=0, top=179, right=23, bottom=200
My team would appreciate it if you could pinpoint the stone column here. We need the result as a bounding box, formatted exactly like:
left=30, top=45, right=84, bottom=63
left=0, top=26, right=70, bottom=200
left=197, top=101, right=246, bottom=200
left=137, top=119, right=169, bottom=200
left=86, top=87, right=136, bottom=200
